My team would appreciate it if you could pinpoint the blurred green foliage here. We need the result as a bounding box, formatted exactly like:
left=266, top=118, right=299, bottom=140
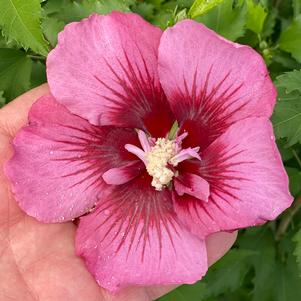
left=0, top=1, right=301, bottom=300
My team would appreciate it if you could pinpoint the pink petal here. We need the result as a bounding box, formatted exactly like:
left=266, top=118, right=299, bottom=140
left=47, top=12, right=174, bottom=137
left=174, top=118, right=293, bottom=238
left=76, top=176, right=207, bottom=292
left=5, top=95, right=140, bottom=223
left=102, top=161, right=144, bottom=185
left=158, top=20, right=276, bottom=150
left=174, top=173, right=209, bottom=202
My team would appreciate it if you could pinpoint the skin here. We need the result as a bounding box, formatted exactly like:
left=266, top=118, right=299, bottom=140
left=0, top=84, right=237, bottom=301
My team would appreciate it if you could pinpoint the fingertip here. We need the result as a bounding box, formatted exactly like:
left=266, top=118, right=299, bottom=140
left=206, top=231, right=238, bottom=266
left=0, top=84, right=50, bottom=136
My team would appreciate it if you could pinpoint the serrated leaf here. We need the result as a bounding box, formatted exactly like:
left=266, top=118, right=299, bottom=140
left=0, top=0, right=48, bottom=56
left=42, top=17, right=65, bottom=47
left=275, top=70, right=301, bottom=93
left=196, top=0, right=247, bottom=41
left=272, top=71, right=301, bottom=146
left=188, top=0, right=225, bottom=18
left=238, top=227, right=276, bottom=301
left=0, top=48, right=32, bottom=101
left=0, top=91, right=6, bottom=108
left=246, top=0, right=267, bottom=34
left=204, top=249, right=255, bottom=296
left=279, top=16, right=301, bottom=63
left=0, top=30, right=19, bottom=48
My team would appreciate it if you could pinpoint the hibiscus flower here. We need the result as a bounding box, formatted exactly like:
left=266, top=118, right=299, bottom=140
left=5, top=12, right=293, bottom=292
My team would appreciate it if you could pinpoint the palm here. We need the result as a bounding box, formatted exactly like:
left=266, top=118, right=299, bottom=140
left=0, top=85, right=236, bottom=301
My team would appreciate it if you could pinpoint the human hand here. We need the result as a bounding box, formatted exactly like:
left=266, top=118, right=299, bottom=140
left=0, top=84, right=237, bottom=301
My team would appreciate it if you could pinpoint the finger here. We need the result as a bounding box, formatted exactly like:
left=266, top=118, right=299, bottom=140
left=0, top=131, right=26, bottom=223
left=0, top=84, right=49, bottom=137
left=0, top=85, right=49, bottom=219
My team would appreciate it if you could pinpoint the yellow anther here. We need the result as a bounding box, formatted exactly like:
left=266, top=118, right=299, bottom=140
left=146, top=138, right=176, bottom=190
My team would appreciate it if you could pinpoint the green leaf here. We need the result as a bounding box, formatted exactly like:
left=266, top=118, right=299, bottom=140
left=272, top=51, right=301, bottom=70
left=196, top=0, right=247, bottom=41
left=274, top=254, right=301, bottom=301
left=46, top=0, right=131, bottom=23
left=293, top=229, right=301, bottom=272
left=188, top=0, right=225, bottom=18
left=157, top=282, right=208, bottom=301
left=205, top=249, right=255, bottom=296
left=275, top=70, right=301, bottom=93
left=131, top=2, right=155, bottom=20
left=41, top=17, right=65, bottom=47
left=166, top=6, right=189, bottom=27
left=279, top=16, right=301, bottom=63
left=30, top=60, right=46, bottom=88
left=286, top=167, right=301, bottom=196
left=246, top=0, right=267, bottom=34
left=0, top=48, right=32, bottom=101
left=0, top=91, right=6, bottom=108
left=262, top=7, right=277, bottom=38
left=277, top=139, right=294, bottom=162
left=293, top=0, right=301, bottom=18
left=272, top=71, right=301, bottom=146
left=238, top=227, right=276, bottom=301
left=0, top=0, right=48, bottom=56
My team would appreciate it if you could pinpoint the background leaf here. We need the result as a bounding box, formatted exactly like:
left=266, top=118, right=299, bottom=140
left=272, top=70, right=301, bottom=146
left=30, top=60, right=46, bottom=88
left=196, top=0, right=247, bottom=41
left=293, top=229, right=301, bottom=272
left=158, top=282, right=208, bottom=301
left=287, top=167, right=301, bottom=196
left=44, top=0, right=132, bottom=23
left=0, top=0, right=48, bottom=55
left=274, top=254, right=301, bottom=301
left=0, top=48, right=32, bottom=100
left=0, top=91, right=6, bottom=108
left=238, top=228, right=276, bottom=301
left=188, top=0, right=225, bottom=18
left=41, top=17, right=65, bottom=47
left=204, top=249, right=255, bottom=296
left=275, top=70, right=301, bottom=93
left=279, top=16, right=301, bottom=63
left=246, top=0, right=267, bottom=34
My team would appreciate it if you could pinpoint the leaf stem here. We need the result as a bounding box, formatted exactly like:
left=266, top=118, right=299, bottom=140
left=27, top=54, right=46, bottom=60
left=293, top=0, right=300, bottom=18
left=275, top=0, right=282, bottom=8
left=276, top=196, right=301, bottom=241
